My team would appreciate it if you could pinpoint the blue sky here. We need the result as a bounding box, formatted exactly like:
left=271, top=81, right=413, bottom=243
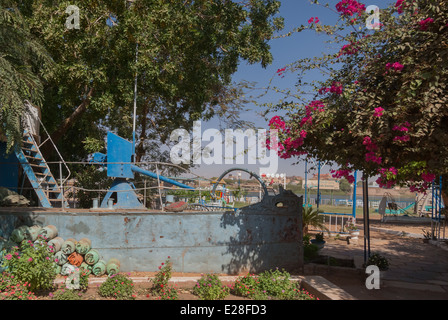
left=190, top=0, right=394, bottom=179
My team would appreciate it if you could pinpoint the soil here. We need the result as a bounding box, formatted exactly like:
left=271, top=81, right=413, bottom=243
left=43, top=272, right=252, bottom=301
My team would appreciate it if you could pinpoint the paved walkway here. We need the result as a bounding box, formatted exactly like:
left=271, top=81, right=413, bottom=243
left=317, top=227, right=448, bottom=299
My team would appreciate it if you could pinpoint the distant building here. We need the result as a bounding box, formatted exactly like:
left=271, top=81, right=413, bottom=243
left=306, top=174, right=339, bottom=190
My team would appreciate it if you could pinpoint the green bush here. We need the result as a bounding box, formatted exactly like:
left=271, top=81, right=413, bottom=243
left=1, top=236, right=56, bottom=293
left=366, top=253, right=389, bottom=271
left=256, top=268, right=293, bottom=299
left=303, top=234, right=319, bottom=260
left=51, top=288, right=82, bottom=300
left=231, top=268, right=318, bottom=300
left=157, top=283, right=179, bottom=300
left=192, top=273, right=230, bottom=300
left=232, top=273, right=259, bottom=298
left=151, top=256, right=173, bottom=296
left=98, top=273, right=136, bottom=300
left=0, top=280, right=37, bottom=300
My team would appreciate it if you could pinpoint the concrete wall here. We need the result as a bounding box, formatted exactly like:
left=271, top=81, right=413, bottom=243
left=0, top=189, right=303, bottom=274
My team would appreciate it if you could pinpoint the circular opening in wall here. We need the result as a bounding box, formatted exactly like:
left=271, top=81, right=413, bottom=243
left=275, top=202, right=284, bottom=207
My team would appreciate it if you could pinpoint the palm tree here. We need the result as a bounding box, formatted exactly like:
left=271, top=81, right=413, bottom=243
left=0, top=1, right=53, bottom=151
left=302, top=205, right=329, bottom=235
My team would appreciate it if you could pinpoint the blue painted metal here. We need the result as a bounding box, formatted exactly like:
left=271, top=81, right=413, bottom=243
left=91, top=152, right=106, bottom=164
left=131, top=165, right=194, bottom=190
left=94, top=132, right=193, bottom=209
left=14, top=131, right=63, bottom=208
left=352, top=170, right=357, bottom=220
left=431, top=176, right=444, bottom=222
left=106, top=132, right=134, bottom=179
left=0, top=142, right=19, bottom=192
left=0, top=193, right=304, bottom=273
left=100, top=178, right=144, bottom=209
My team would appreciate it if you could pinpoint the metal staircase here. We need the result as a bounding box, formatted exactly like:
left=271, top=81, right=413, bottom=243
left=14, top=101, right=70, bottom=208
left=15, top=131, right=64, bottom=207
left=417, top=193, right=431, bottom=216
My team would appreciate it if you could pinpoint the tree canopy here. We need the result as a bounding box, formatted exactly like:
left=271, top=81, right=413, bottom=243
left=0, top=0, right=53, bottom=151
left=2, top=0, right=284, bottom=164
left=266, top=0, right=448, bottom=201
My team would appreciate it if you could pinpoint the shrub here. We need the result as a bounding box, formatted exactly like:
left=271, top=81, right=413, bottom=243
left=231, top=268, right=318, bottom=300
left=366, top=253, right=389, bottom=271
left=0, top=281, right=37, bottom=300
left=1, top=236, right=56, bottom=293
left=50, top=288, right=82, bottom=300
left=63, top=267, right=89, bottom=291
left=151, top=256, right=173, bottom=296
left=303, top=235, right=319, bottom=260
left=256, top=268, right=292, bottom=299
left=192, top=273, right=230, bottom=300
left=157, top=283, right=179, bottom=300
left=98, top=273, right=136, bottom=300
left=232, top=273, right=260, bottom=298
left=78, top=267, right=90, bottom=291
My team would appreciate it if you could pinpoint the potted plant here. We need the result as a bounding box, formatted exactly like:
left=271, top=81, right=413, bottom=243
left=344, top=221, right=360, bottom=238
left=310, top=232, right=326, bottom=250
left=422, top=229, right=432, bottom=243
left=365, top=252, right=389, bottom=271
left=302, top=206, right=329, bottom=235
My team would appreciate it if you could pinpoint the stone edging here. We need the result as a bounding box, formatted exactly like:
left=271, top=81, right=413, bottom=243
left=370, top=226, right=423, bottom=238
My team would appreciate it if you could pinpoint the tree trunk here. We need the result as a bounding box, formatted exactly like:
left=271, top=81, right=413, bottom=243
left=40, top=87, right=94, bottom=160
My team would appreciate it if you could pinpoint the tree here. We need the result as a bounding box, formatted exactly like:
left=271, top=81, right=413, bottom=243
left=14, top=0, right=284, bottom=165
left=266, top=0, right=448, bottom=204
left=0, top=0, right=53, bottom=151
left=339, top=178, right=351, bottom=193
left=302, top=205, right=329, bottom=235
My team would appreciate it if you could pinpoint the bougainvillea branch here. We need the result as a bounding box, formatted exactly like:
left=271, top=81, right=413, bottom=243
left=266, top=0, right=448, bottom=201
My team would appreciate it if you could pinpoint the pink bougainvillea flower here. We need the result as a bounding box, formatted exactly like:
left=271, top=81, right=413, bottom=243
left=392, top=122, right=410, bottom=132
left=315, top=17, right=320, bottom=23
left=269, top=116, right=286, bottom=130
left=331, top=169, right=355, bottom=184
left=393, top=135, right=410, bottom=142
left=376, top=167, right=398, bottom=188
left=385, top=62, right=404, bottom=72
left=308, top=17, right=314, bottom=24
left=365, top=151, right=382, bottom=164
left=336, top=0, right=366, bottom=17
left=363, top=136, right=381, bottom=163
left=363, top=136, right=378, bottom=151
left=418, top=17, right=434, bottom=31
left=421, top=172, right=436, bottom=183
left=395, top=0, right=405, bottom=14
left=337, top=42, right=359, bottom=57
left=276, top=67, right=286, bottom=78
left=329, top=82, right=343, bottom=94
left=373, top=107, right=384, bottom=117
